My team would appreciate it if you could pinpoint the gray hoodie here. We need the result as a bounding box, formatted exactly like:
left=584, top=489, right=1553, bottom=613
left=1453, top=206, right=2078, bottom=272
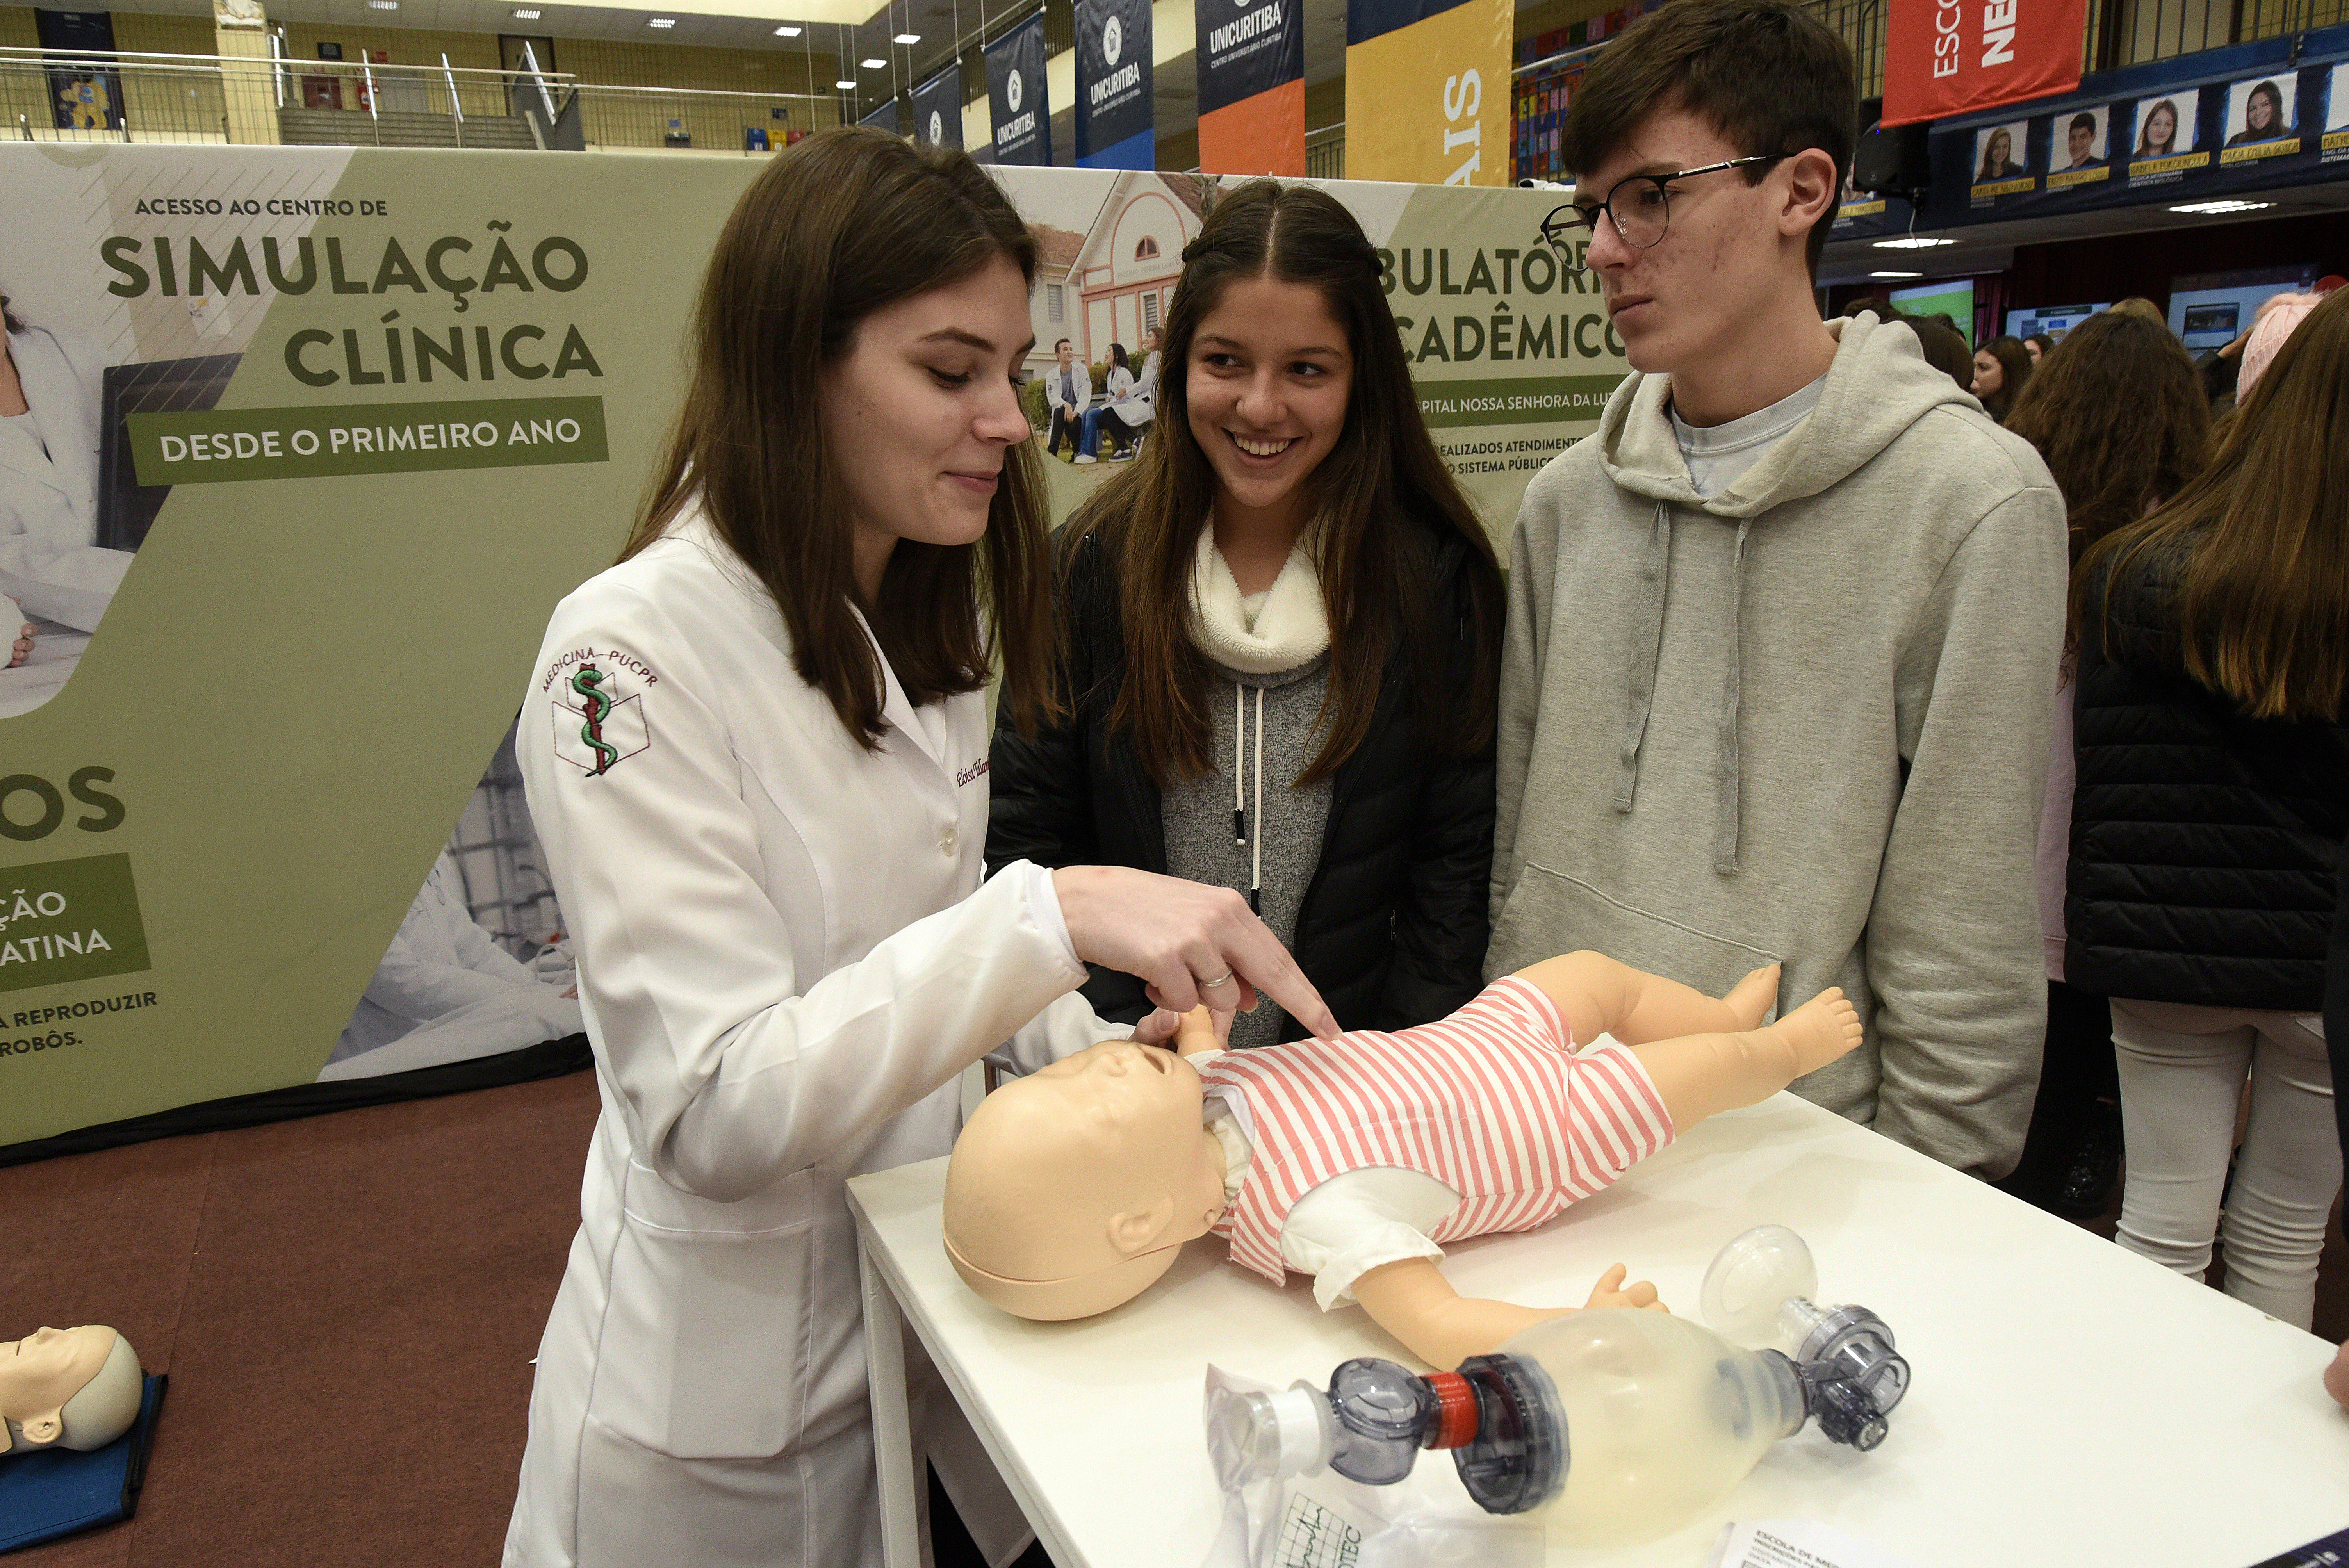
left=1490, top=313, right=2067, bottom=1178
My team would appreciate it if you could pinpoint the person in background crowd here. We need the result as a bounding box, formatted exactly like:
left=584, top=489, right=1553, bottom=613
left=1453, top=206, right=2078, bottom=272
left=2236, top=288, right=2323, bottom=401
left=2226, top=79, right=2289, bottom=146
left=2025, top=331, right=2057, bottom=365
left=1998, top=309, right=2213, bottom=1219
left=1971, top=334, right=2032, bottom=423
left=1895, top=312, right=1975, bottom=392
left=1043, top=335, right=1086, bottom=461
left=1073, top=341, right=1133, bottom=464
left=1497, top=0, right=2066, bottom=1178
left=2067, top=285, right=2349, bottom=1332
left=2111, top=297, right=2166, bottom=323
left=990, top=180, right=1506, bottom=1049
left=2133, top=98, right=2181, bottom=158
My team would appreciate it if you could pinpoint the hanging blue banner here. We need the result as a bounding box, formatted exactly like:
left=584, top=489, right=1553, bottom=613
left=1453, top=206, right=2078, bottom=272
left=1914, top=21, right=2349, bottom=230
left=1076, top=0, right=1154, bottom=169
left=859, top=96, right=904, bottom=134
left=912, top=65, right=964, bottom=147
left=986, top=12, right=1052, bottom=166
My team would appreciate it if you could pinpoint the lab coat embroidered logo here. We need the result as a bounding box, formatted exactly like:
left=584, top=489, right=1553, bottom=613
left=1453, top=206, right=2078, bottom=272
left=553, top=664, right=650, bottom=775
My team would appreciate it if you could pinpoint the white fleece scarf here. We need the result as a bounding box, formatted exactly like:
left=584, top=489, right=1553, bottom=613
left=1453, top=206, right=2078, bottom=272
left=1185, top=526, right=1331, bottom=675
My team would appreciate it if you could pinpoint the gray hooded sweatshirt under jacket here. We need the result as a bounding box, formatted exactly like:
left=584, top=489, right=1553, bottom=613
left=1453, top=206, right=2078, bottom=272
left=1490, top=312, right=2067, bottom=1178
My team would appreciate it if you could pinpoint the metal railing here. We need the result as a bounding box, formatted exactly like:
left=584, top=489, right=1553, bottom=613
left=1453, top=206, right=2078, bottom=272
left=1305, top=122, right=1344, bottom=180
left=564, top=82, right=840, bottom=152
left=2085, top=0, right=2346, bottom=69
left=5, top=51, right=235, bottom=143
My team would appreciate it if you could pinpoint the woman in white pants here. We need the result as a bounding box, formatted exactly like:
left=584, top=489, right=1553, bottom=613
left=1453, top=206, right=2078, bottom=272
left=2066, top=286, right=2349, bottom=1329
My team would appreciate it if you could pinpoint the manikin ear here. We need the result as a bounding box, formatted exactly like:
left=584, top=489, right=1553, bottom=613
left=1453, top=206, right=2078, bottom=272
left=10, top=1410, right=64, bottom=1448
left=1778, top=148, right=1841, bottom=241
left=1106, top=1196, right=1178, bottom=1257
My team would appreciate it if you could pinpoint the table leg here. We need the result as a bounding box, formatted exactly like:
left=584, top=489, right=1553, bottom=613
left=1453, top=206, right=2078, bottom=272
left=861, top=1233, right=922, bottom=1568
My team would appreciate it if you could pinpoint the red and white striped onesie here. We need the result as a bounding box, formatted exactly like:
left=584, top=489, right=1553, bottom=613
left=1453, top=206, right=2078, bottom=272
left=1195, top=975, right=1676, bottom=1288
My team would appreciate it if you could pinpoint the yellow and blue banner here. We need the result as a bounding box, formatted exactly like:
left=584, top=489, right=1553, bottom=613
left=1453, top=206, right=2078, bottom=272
left=1344, top=0, right=1512, bottom=186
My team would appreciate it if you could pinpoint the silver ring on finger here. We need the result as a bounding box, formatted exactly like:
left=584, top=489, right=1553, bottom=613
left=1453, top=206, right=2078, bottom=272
left=1200, top=971, right=1235, bottom=991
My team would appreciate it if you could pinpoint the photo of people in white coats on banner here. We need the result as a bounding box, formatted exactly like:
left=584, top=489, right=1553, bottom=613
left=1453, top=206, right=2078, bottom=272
left=0, top=288, right=136, bottom=720
left=320, top=720, right=584, bottom=1082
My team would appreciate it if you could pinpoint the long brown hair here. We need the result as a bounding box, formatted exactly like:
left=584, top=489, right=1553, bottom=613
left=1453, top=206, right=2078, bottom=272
left=2074, top=284, right=2349, bottom=721
left=1973, top=333, right=2032, bottom=421
left=1060, top=180, right=1503, bottom=788
left=2003, top=310, right=2210, bottom=604
left=624, top=127, right=1054, bottom=749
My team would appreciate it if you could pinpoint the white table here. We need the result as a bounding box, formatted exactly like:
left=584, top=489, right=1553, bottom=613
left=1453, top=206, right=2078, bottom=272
left=848, top=1092, right=2349, bottom=1568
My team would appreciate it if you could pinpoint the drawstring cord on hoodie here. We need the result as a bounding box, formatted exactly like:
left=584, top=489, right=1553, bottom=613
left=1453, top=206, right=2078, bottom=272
left=1614, top=498, right=1752, bottom=877
left=1231, top=681, right=1264, bottom=913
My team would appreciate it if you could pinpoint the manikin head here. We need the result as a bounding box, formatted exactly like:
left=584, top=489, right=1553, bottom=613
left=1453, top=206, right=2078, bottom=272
left=943, top=1039, right=1227, bottom=1321
left=1, top=1326, right=142, bottom=1456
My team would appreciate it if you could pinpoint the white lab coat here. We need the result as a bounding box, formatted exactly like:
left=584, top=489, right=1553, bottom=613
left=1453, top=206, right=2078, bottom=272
left=503, top=511, right=1117, bottom=1568
left=0, top=326, right=132, bottom=631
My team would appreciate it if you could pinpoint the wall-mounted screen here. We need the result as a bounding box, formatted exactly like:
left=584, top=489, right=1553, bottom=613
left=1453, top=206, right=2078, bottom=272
left=2007, top=303, right=2110, bottom=341
left=2167, top=264, right=2315, bottom=349
left=1889, top=277, right=1977, bottom=344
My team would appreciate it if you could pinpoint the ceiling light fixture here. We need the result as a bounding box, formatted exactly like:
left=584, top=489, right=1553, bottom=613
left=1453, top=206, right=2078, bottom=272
left=2168, top=199, right=2273, bottom=214
left=773, top=23, right=802, bottom=34
left=1869, top=269, right=1923, bottom=279
left=1873, top=235, right=1956, bottom=249
left=834, top=78, right=856, bottom=88
left=647, top=16, right=676, bottom=27
left=893, top=32, right=920, bottom=43
left=367, top=1, right=398, bottom=9
left=861, top=56, right=885, bottom=67
left=511, top=6, right=541, bottom=15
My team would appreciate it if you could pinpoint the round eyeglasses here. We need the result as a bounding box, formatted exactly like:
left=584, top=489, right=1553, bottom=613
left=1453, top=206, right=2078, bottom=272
left=1536, top=154, right=1790, bottom=272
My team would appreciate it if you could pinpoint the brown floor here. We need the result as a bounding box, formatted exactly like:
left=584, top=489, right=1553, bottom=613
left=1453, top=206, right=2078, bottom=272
left=3, top=1071, right=601, bottom=1568
left=5, top=1073, right=2344, bottom=1564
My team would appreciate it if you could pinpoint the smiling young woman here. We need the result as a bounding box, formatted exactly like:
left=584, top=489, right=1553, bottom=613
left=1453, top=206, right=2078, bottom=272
left=988, top=179, right=1506, bottom=1048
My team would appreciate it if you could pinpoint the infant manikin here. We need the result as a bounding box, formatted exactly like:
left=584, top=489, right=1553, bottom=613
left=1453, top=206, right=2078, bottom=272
left=944, top=953, right=1863, bottom=1368
left=1, top=1325, right=144, bottom=1456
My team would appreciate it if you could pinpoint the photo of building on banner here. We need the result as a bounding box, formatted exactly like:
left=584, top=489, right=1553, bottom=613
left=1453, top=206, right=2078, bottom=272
left=1882, top=0, right=2085, bottom=125
left=912, top=64, right=962, bottom=147
left=1194, top=0, right=1304, bottom=175
left=986, top=13, right=1051, bottom=166
left=1344, top=0, right=1512, bottom=186
left=1076, top=0, right=1154, bottom=170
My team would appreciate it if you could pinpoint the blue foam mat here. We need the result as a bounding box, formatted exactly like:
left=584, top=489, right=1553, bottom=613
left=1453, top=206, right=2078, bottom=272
left=0, top=1372, right=166, bottom=1555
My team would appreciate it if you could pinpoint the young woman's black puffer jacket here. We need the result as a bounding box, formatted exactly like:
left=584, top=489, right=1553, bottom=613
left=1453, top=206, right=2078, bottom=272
left=2066, top=549, right=2349, bottom=1010
left=986, top=519, right=1497, bottom=1039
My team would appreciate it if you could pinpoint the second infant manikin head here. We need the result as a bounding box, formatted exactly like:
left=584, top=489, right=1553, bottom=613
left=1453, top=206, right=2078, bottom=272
left=944, top=1039, right=1228, bottom=1321
left=2, top=1325, right=143, bottom=1456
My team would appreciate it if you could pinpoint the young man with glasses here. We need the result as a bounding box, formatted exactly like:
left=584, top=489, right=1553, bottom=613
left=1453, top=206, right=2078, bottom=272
left=1489, top=0, right=2067, bottom=1180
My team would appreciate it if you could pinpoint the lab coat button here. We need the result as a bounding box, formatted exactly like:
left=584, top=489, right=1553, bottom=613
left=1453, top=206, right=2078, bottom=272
left=939, top=827, right=958, bottom=856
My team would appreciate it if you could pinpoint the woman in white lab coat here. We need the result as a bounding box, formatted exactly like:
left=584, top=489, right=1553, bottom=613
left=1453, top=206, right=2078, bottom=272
left=0, top=290, right=132, bottom=649
left=502, top=130, right=1335, bottom=1568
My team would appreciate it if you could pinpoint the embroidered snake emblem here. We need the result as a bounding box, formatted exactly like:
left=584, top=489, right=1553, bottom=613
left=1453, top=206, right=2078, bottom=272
left=572, top=665, right=619, bottom=775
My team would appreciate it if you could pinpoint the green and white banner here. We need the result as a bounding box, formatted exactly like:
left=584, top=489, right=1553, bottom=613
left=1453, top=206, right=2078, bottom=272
left=0, top=144, right=1625, bottom=1149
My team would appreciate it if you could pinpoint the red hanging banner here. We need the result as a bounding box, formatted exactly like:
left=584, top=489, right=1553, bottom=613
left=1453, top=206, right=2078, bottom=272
left=1882, top=0, right=2086, bottom=127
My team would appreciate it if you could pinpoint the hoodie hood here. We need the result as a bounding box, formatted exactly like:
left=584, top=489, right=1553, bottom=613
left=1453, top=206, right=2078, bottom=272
left=1597, top=311, right=1983, bottom=518
left=1593, top=312, right=1983, bottom=877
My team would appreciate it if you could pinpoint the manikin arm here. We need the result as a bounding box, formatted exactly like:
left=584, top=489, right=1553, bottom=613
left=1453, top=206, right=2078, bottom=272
left=1352, top=1258, right=1661, bottom=1370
